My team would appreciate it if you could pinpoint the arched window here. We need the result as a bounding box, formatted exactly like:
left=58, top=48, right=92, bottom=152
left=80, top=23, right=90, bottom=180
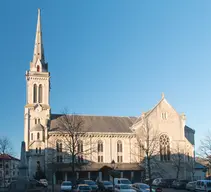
left=77, top=141, right=83, bottom=153
left=56, top=141, right=62, bottom=152
left=97, top=140, right=103, bottom=153
left=37, top=65, right=40, bottom=72
left=117, top=140, right=123, bottom=163
left=31, top=133, right=33, bottom=140
left=59, top=143, right=62, bottom=152
left=160, top=134, right=170, bottom=161
left=33, top=84, right=37, bottom=103
left=39, top=147, right=41, bottom=154
left=38, top=84, right=42, bottom=103
left=117, top=141, right=122, bottom=153
left=97, top=140, right=103, bottom=163
left=37, top=132, right=40, bottom=140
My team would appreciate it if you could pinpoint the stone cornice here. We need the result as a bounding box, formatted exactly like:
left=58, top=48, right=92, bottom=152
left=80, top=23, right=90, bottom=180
left=48, top=131, right=136, bottom=138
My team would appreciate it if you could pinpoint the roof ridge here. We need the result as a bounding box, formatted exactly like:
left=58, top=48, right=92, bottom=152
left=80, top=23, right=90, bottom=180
left=51, top=113, right=137, bottom=118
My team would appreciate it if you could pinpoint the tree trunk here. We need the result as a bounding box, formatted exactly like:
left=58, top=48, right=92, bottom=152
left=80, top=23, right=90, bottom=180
left=176, top=168, right=180, bottom=180
left=147, top=157, right=152, bottom=192
left=72, top=155, right=76, bottom=185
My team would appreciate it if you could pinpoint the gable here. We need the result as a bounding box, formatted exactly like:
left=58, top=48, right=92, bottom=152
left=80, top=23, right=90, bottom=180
left=134, top=96, right=181, bottom=126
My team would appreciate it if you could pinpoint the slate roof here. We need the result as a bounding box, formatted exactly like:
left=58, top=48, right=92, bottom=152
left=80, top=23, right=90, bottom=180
left=49, top=114, right=137, bottom=133
left=195, top=162, right=206, bottom=169
left=31, top=124, right=44, bottom=131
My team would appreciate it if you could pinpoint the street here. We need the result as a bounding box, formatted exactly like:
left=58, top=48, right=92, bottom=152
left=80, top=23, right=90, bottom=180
left=163, top=189, right=187, bottom=192
left=49, top=185, right=188, bottom=192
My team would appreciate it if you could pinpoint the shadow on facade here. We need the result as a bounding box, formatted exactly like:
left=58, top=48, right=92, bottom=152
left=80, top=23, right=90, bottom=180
left=139, top=153, right=198, bottom=182
left=27, top=148, right=145, bottom=185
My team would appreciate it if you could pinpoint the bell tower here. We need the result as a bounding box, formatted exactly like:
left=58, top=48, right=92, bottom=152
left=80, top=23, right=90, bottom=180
left=24, top=9, right=50, bottom=155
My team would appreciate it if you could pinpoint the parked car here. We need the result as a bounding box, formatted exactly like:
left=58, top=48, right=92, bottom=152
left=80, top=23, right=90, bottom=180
left=158, top=179, right=175, bottom=188
left=195, top=180, right=211, bottom=191
left=114, top=184, right=136, bottom=192
left=73, top=184, right=92, bottom=192
left=114, top=178, right=132, bottom=186
left=173, top=180, right=189, bottom=189
left=30, top=179, right=47, bottom=188
left=39, top=179, right=48, bottom=187
left=186, top=181, right=196, bottom=191
left=98, top=180, right=113, bottom=191
left=79, top=180, right=98, bottom=192
left=132, top=183, right=156, bottom=192
left=60, top=181, right=72, bottom=192
left=152, top=178, right=162, bottom=186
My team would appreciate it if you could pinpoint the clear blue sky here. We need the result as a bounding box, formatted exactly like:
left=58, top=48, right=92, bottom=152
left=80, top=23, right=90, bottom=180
left=0, top=0, right=211, bottom=157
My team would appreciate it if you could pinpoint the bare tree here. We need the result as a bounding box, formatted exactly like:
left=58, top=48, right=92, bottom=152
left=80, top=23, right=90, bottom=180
left=188, top=157, right=195, bottom=181
left=134, top=117, right=161, bottom=192
left=198, top=132, right=211, bottom=165
left=198, top=131, right=211, bottom=178
left=0, top=137, right=12, bottom=155
left=50, top=109, right=95, bottom=184
left=0, top=136, right=13, bottom=187
left=171, top=143, right=184, bottom=180
left=45, top=147, right=58, bottom=192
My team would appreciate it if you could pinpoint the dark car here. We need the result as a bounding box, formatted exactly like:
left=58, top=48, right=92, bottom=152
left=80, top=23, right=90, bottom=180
left=97, top=181, right=113, bottom=192
left=173, top=180, right=189, bottom=189
left=78, top=180, right=98, bottom=192
left=158, top=179, right=175, bottom=188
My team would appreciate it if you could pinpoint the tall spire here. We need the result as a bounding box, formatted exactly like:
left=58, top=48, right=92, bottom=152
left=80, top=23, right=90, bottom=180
left=32, top=8, right=45, bottom=64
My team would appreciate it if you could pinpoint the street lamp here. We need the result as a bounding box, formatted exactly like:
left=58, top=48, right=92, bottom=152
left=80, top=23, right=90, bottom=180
left=111, top=160, right=115, bottom=191
left=111, top=160, right=115, bottom=169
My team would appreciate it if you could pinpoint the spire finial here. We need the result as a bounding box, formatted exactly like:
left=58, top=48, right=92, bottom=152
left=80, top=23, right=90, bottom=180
left=32, top=8, right=45, bottom=64
left=161, top=92, right=165, bottom=99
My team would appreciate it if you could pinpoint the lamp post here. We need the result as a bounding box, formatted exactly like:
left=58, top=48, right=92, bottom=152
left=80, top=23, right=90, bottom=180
left=111, top=160, right=115, bottom=191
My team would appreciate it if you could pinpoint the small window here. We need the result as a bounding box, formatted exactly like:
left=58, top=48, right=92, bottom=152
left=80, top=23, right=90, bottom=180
left=36, top=148, right=38, bottom=153
left=98, top=155, right=103, bottom=163
left=37, top=132, right=40, bottom=140
left=117, top=155, right=123, bottom=163
left=31, top=133, right=33, bottom=140
left=39, top=147, right=41, bottom=154
left=57, top=155, right=63, bottom=162
left=161, top=112, right=167, bottom=120
left=37, top=65, right=40, bottom=72
left=5, top=171, right=8, bottom=175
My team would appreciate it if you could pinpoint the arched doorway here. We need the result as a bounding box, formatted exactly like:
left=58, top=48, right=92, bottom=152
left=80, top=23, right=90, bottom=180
left=99, top=166, right=113, bottom=180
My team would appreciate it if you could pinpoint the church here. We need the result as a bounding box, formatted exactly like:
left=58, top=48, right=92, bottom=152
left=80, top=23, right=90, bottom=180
left=24, top=9, right=195, bottom=183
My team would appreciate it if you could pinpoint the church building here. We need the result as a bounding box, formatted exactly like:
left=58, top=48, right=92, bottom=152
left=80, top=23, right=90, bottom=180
left=24, top=9, right=195, bottom=183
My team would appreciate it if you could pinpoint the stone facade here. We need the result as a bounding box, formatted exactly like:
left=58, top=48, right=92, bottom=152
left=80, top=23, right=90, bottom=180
left=24, top=9, right=195, bottom=182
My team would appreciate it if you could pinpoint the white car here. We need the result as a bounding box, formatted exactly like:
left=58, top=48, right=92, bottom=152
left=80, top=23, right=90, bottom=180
left=115, top=184, right=136, bottom=192
left=114, top=178, right=132, bottom=186
left=152, top=178, right=162, bottom=186
left=132, top=183, right=156, bottom=192
left=61, top=181, right=73, bottom=192
left=39, top=179, right=48, bottom=187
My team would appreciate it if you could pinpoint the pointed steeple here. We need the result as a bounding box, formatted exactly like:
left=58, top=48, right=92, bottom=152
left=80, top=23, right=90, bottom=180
left=33, top=9, right=44, bottom=63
